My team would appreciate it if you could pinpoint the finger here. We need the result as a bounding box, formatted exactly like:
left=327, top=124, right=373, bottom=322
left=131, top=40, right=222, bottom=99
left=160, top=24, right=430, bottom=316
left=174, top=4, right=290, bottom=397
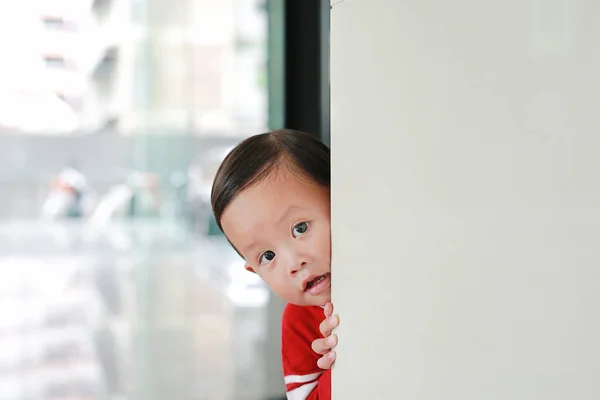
left=311, top=334, right=338, bottom=355
left=323, top=302, right=333, bottom=318
left=319, top=314, right=339, bottom=336
left=317, top=351, right=336, bottom=369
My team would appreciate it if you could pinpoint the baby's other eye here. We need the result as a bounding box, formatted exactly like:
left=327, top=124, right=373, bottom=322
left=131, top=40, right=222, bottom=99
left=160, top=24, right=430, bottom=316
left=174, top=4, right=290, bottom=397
left=260, top=250, right=276, bottom=264
left=292, top=222, right=309, bottom=238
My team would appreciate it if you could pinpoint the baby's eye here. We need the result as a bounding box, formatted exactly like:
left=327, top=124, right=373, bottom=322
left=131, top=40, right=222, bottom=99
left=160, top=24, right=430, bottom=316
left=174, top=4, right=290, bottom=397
left=260, top=250, right=276, bottom=264
left=292, top=222, right=309, bottom=238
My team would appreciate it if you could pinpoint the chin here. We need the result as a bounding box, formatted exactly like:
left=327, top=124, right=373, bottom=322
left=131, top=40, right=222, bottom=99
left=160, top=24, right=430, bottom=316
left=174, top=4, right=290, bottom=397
left=286, top=294, right=330, bottom=308
left=308, top=291, right=331, bottom=307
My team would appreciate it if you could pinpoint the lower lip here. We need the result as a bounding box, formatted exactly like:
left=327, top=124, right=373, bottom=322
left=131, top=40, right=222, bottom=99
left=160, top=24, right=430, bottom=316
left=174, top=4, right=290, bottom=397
left=305, top=273, right=331, bottom=295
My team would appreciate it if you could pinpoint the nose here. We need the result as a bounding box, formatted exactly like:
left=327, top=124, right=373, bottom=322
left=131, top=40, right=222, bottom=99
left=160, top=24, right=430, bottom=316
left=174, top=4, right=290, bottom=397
left=287, top=259, right=307, bottom=277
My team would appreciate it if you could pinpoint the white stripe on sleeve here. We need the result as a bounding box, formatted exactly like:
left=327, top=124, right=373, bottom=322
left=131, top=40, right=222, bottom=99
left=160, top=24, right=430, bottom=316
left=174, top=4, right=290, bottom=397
left=284, top=372, right=322, bottom=384
left=286, top=381, right=318, bottom=400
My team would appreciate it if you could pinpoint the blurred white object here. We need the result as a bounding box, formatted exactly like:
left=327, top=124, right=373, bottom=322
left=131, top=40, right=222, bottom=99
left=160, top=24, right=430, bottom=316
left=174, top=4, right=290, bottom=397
left=187, top=146, right=234, bottom=234
left=0, top=91, right=78, bottom=133
left=0, top=1, right=80, bottom=133
left=89, top=184, right=133, bottom=227
left=42, top=167, right=92, bottom=219
left=187, top=146, right=234, bottom=202
left=89, top=171, right=161, bottom=227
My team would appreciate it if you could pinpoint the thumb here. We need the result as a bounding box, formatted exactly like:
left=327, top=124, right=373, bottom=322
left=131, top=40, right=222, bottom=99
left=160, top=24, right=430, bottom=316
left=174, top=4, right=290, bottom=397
left=323, top=302, right=333, bottom=318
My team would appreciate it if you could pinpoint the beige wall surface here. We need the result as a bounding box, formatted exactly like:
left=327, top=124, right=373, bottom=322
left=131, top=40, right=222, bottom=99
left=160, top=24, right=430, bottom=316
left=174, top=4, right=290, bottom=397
left=331, top=0, right=600, bottom=398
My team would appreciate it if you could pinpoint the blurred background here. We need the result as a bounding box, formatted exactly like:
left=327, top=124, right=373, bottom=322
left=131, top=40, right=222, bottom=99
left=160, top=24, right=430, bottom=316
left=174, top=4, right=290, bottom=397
left=0, top=0, right=329, bottom=399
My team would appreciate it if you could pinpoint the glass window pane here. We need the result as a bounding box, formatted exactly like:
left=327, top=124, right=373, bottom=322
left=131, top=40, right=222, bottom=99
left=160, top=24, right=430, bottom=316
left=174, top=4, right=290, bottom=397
left=0, top=0, right=278, bottom=399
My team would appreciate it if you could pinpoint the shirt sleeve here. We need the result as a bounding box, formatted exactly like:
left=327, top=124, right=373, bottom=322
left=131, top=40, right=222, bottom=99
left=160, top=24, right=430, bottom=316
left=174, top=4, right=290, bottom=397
left=281, top=304, right=331, bottom=400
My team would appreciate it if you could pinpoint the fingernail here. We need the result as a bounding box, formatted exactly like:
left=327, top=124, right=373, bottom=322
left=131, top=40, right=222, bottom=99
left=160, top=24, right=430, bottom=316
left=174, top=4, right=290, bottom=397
left=328, top=351, right=336, bottom=360
left=329, top=315, right=337, bottom=325
left=328, top=336, right=335, bottom=345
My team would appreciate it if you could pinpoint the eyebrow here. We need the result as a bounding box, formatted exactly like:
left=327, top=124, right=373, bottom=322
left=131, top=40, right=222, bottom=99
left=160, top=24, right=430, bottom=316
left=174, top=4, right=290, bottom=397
left=242, top=242, right=258, bottom=258
left=241, top=205, right=307, bottom=255
left=275, top=204, right=306, bottom=227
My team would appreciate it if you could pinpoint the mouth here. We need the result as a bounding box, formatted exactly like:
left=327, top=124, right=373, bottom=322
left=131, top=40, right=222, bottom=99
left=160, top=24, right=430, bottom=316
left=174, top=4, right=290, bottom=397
left=303, top=273, right=331, bottom=295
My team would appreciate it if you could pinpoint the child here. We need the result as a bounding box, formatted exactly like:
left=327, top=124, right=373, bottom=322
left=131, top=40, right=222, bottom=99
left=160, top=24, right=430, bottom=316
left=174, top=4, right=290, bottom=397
left=211, top=129, right=339, bottom=399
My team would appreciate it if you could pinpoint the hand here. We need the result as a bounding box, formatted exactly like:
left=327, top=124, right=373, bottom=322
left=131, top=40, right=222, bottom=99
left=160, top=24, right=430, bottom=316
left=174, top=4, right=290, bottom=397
left=311, top=302, right=339, bottom=369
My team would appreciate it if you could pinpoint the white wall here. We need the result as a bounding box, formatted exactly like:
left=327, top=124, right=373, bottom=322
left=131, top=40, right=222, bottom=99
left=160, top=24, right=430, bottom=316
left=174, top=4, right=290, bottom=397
left=330, top=0, right=600, bottom=398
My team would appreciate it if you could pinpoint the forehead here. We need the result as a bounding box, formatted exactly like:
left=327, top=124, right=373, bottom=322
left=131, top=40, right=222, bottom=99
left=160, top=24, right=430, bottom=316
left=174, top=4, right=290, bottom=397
left=220, top=170, right=329, bottom=245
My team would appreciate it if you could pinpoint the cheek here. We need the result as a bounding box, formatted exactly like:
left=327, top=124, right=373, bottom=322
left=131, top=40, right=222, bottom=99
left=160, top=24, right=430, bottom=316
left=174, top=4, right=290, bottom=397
left=252, top=268, right=275, bottom=288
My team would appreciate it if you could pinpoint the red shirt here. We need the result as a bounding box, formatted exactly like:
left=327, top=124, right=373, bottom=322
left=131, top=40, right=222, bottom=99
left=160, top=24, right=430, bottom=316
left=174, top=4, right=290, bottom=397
left=281, top=303, right=331, bottom=400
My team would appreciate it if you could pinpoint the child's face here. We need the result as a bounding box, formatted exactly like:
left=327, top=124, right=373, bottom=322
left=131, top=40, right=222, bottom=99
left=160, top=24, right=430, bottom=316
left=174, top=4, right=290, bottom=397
left=220, top=168, right=331, bottom=307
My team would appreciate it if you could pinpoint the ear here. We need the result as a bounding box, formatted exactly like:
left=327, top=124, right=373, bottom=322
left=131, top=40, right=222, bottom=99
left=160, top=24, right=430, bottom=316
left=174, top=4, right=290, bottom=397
left=245, top=264, right=256, bottom=273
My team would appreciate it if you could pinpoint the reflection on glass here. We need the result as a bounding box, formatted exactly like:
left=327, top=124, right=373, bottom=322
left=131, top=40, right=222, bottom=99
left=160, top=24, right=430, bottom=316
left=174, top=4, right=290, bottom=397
left=0, top=0, right=271, bottom=399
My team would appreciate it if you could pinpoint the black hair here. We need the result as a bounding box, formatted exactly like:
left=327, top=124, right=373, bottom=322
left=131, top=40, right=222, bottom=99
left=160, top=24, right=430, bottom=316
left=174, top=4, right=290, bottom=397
left=211, top=129, right=330, bottom=232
